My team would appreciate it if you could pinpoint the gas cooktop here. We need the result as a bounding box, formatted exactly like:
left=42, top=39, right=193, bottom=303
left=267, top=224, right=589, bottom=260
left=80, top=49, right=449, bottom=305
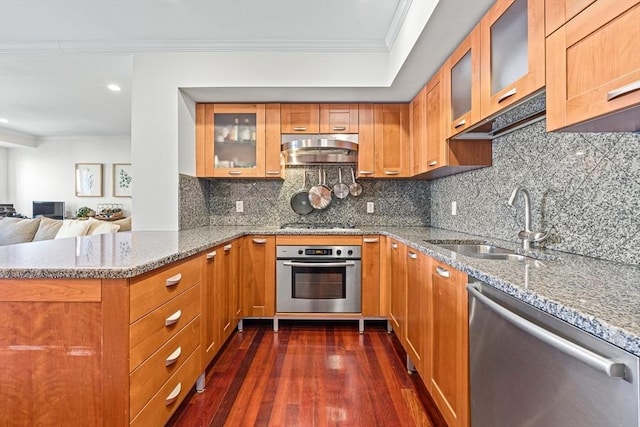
left=280, top=223, right=358, bottom=230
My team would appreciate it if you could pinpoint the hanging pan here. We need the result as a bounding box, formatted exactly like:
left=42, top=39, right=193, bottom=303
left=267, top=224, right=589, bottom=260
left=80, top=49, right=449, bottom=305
left=290, top=169, right=314, bottom=215
left=349, top=167, right=363, bottom=197
left=333, top=168, right=349, bottom=199
left=308, top=168, right=332, bottom=210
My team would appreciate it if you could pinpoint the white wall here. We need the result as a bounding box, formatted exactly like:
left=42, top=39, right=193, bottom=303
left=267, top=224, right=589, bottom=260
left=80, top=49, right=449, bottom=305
left=0, top=147, right=8, bottom=203
left=8, top=136, right=131, bottom=218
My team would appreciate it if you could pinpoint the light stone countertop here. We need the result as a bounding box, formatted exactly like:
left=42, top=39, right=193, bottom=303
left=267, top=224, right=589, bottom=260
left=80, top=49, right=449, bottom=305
left=0, top=225, right=638, bottom=357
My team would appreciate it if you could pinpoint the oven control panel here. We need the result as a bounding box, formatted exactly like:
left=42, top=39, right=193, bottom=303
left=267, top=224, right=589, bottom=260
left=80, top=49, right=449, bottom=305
left=277, top=245, right=361, bottom=260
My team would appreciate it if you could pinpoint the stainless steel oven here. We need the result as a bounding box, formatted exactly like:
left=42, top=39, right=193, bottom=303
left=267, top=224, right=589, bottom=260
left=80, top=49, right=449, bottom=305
left=276, top=245, right=361, bottom=313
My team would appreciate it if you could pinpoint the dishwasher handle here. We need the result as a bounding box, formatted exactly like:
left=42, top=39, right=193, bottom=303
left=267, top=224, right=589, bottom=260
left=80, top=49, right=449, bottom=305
left=467, top=284, right=626, bottom=378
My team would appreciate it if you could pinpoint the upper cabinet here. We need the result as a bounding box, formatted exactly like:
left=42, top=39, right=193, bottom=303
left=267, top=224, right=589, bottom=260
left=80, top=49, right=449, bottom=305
left=280, top=104, right=319, bottom=133
left=374, top=104, right=411, bottom=178
left=546, top=0, right=640, bottom=132
left=445, top=26, right=481, bottom=138
left=319, top=104, right=359, bottom=133
left=410, top=85, right=427, bottom=175
left=196, top=103, right=283, bottom=178
left=545, top=0, right=595, bottom=36
left=479, top=0, right=545, bottom=118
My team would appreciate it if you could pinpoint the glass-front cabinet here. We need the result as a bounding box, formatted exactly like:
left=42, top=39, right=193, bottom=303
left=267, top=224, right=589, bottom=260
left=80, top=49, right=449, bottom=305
left=196, top=104, right=282, bottom=178
left=480, top=0, right=545, bottom=117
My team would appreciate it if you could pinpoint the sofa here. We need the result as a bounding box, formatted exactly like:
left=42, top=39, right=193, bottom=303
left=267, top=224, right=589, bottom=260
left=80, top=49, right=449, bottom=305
left=0, top=216, right=131, bottom=246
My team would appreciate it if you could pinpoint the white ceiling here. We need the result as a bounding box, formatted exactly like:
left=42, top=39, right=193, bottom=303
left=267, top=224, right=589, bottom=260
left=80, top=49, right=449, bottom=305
left=0, top=0, right=494, bottom=144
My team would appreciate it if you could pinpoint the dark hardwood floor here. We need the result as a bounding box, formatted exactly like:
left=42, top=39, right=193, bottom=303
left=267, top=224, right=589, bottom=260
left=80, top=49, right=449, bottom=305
left=168, top=320, right=445, bottom=426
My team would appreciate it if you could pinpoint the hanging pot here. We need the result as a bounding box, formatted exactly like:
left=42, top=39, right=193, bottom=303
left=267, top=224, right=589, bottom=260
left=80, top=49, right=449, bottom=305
left=333, top=168, right=349, bottom=199
left=349, top=167, right=363, bottom=197
left=290, top=169, right=314, bottom=215
left=308, top=168, right=332, bottom=210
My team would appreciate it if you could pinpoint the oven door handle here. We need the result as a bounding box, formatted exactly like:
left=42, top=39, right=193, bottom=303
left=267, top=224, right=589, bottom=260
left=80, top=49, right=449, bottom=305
left=282, top=261, right=356, bottom=268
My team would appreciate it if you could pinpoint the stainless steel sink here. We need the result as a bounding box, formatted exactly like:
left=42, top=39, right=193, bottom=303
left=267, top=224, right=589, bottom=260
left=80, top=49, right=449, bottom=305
left=430, top=243, right=531, bottom=261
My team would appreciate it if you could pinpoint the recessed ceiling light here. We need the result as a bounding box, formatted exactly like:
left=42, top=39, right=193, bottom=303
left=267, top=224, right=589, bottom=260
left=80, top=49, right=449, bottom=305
left=0, top=118, right=8, bottom=124
left=108, top=84, right=121, bottom=92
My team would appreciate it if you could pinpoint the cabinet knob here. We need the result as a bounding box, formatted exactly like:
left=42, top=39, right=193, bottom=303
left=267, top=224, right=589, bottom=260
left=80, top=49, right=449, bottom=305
left=224, top=244, right=232, bottom=251
left=607, top=80, right=640, bottom=101
left=408, top=252, right=417, bottom=259
left=293, top=127, right=307, bottom=131
left=228, top=171, right=242, bottom=176
left=165, top=309, right=182, bottom=327
left=165, top=346, right=182, bottom=367
left=266, top=170, right=280, bottom=175
left=384, top=170, right=400, bottom=175
left=165, top=383, right=182, bottom=406
left=363, top=238, right=379, bottom=243
left=498, top=87, right=517, bottom=104
left=454, top=119, right=466, bottom=129
left=206, top=251, right=217, bottom=260
left=391, top=243, right=398, bottom=249
left=332, top=126, right=346, bottom=131
left=359, top=170, right=373, bottom=175
left=428, top=160, right=438, bottom=167
left=436, top=266, right=451, bottom=278
left=252, top=238, right=267, bottom=244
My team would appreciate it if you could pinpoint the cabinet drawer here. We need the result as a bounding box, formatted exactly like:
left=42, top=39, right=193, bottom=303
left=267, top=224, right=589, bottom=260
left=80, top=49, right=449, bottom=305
left=130, top=284, right=200, bottom=371
left=130, top=316, right=201, bottom=418
left=129, top=346, right=202, bottom=427
left=130, top=256, right=202, bottom=323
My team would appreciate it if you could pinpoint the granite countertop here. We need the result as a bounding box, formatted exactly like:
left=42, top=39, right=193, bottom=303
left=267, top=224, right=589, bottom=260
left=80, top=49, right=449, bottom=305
left=0, top=225, right=638, bottom=357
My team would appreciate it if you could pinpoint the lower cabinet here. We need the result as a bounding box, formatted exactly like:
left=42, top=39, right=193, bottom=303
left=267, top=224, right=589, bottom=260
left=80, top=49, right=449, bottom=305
left=242, top=235, right=276, bottom=317
left=361, top=235, right=382, bottom=316
left=405, top=248, right=430, bottom=377
left=387, top=238, right=407, bottom=345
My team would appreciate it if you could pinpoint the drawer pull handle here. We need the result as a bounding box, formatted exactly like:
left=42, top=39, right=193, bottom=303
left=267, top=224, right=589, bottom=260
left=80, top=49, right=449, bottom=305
left=428, top=160, right=438, bottom=166
left=252, top=238, right=267, bottom=244
left=497, top=87, right=517, bottom=103
left=165, top=310, right=182, bottom=327
left=408, top=252, right=418, bottom=259
left=436, top=266, right=450, bottom=278
left=607, top=80, right=640, bottom=101
left=206, top=250, right=217, bottom=260
left=165, top=383, right=182, bottom=406
left=165, top=273, right=182, bottom=287
left=332, top=126, right=346, bottom=131
left=224, top=244, right=232, bottom=251
left=228, top=171, right=242, bottom=176
left=454, top=119, right=466, bottom=129
left=384, top=170, right=400, bottom=175
left=266, top=170, right=280, bottom=175
left=359, top=170, right=373, bottom=175
left=293, top=127, right=307, bottom=131
left=363, top=238, right=379, bottom=243
left=391, top=243, right=398, bottom=249
left=165, top=346, right=182, bottom=366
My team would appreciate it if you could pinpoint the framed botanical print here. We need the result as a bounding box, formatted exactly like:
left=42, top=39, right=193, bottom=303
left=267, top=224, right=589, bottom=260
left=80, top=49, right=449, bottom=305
left=113, top=163, right=132, bottom=197
left=75, top=163, right=103, bottom=197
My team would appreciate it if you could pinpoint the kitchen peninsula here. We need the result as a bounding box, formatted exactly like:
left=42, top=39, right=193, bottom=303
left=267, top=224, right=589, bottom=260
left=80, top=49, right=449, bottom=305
left=1, top=225, right=639, bottom=426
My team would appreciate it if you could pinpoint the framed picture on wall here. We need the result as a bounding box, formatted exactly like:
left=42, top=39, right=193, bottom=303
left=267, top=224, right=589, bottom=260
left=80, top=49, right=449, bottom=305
left=113, top=163, right=132, bottom=197
left=75, top=163, right=103, bottom=197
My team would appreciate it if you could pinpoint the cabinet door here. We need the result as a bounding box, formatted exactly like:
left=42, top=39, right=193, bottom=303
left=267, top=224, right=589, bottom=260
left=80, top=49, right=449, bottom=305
left=264, top=103, right=283, bottom=179
left=387, top=239, right=406, bottom=344
left=242, top=236, right=275, bottom=317
left=410, top=86, right=427, bottom=175
left=425, top=68, right=447, bottom=173
left=374, top=104, right=410, bottom=177
left=361, top=235, right=381, bottom=316
left=445, top=26, right=481, bottom=137
left=319, top=104, right=359, bottom=133
left=202, top=247, right=220, bottom=367
left=357, top=104, right=375, bottom=178
left=230, top=239, right=242, bottom=327
left=480, top=0, right=545, bottom=118
left=545, top=0, right=595, bottom=36
left=546, top=0, right=640, bottom=132
left=219, top=242, right=233, bottom=342
left=199, top=104, right=266, bottom=178
left=405, top=249, right=429, bottom=377
left=281, top=104, right=320, bottom=133
left=429, top=260, right=469, bottom=427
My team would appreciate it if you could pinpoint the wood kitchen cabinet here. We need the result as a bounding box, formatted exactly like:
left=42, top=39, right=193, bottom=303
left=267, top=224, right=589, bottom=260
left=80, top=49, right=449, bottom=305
left=374, top=104, right=411, bottom=178
left=479, top=0, right=545, bottom=118
left=405, top=248, right=430, bottom=376
left=445, top=25, right=481, bottom=138
left=319, top=104, right=359, bottom=133
left=357, top=104, right=375, bottom=177
left=429, top=259, right=469, bottom=427
left=387, top=238, right=407, bottom=345
left=202, top=245, right=221, bottom=368
left=281, top=103, right=359, bottom=134
left=410, top=85, right=427, bottom=175
left=242, top=235, right=276, bottom=318
left=280, top=104, right=320, bottom=133
left=545, top=0, right=595, bottom=36
left=196, top=103, right=283, bottom=178
left=546, top=0, right=640, bottom=132
left=361, top=235, right=382, bottom=316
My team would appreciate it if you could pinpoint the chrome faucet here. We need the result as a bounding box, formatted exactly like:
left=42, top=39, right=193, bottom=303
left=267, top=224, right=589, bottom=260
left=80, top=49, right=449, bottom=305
left=508, top=186, right=548, bottom=250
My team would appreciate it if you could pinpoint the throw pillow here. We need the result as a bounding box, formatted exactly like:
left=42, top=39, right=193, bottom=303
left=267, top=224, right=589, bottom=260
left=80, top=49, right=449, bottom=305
left=33, top=216, right=64, bottom=241
left=0, top=217, right=42, bottom=245
left=111, top=216, right=131, bottom=232
left=54, top=219, right=91, bottom=239
left=87, top=217, right=120, bottom=235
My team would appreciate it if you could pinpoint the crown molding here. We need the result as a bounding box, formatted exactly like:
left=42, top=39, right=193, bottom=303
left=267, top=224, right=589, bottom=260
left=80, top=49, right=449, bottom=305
left=385, top=0, right=414, bottom=50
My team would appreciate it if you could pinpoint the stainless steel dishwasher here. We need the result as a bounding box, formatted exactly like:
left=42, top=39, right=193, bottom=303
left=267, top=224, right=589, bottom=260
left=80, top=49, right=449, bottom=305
left=468, top=281, right=639, bottom=426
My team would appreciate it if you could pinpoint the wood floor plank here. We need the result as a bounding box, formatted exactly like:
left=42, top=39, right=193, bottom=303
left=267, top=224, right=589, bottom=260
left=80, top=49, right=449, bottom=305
left=168, top=321, right=443, bottom=427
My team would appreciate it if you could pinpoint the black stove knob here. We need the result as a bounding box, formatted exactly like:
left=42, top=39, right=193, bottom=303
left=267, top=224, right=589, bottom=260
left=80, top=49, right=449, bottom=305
left=348, top=250, right=353, bottom=255
left=336, top=250, right=342, bottom=255
left=298, top=249, right=303, bottom=255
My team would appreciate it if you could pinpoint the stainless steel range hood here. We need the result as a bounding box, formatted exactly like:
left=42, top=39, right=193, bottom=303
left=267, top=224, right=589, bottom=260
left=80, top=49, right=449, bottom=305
left=281, top=134, right=358, bottom=165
